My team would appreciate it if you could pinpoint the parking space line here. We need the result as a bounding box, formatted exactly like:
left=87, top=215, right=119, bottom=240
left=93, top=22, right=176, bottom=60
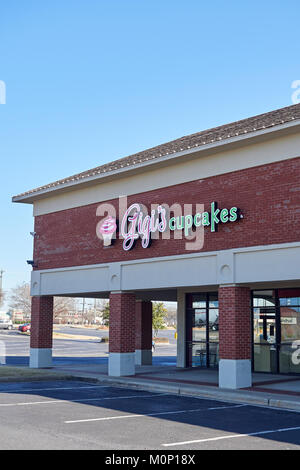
left=162, top=425, right=300, bottom=446
left=65, top=404, right=246, bottom=424
left=0, top=385, right=110, bottom=394
left=0, top=392, right=168, bottom=407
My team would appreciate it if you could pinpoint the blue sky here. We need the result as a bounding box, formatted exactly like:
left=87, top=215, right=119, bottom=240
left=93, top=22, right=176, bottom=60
left=0, top=0, right=299, bottom=305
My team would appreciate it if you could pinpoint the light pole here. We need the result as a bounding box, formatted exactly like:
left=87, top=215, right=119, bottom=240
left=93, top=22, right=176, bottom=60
left=0, top=270, right=4, bottom=308
left=81, top=298, right=85, bottom=325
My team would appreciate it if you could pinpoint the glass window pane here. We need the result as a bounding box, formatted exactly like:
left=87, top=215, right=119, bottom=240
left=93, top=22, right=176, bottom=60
left=192, top=310, right=206, bottom=342
left=191, top=293, right=206, bottom=308
left=191, top=342, right=206, bottom=367
left=253, top=312, right=276, bottom=344
left=253, top=290, right=275, bottom=307
left=279, top=297, right=300, bottom=307
left=208, top=292, right=218, bottom=308
left=280, top=306, right=300, bottom=343
left=280, top=343, right=300, bottom=374
left=208, top=343, right=219, bottom=368
left=192, top=301, right=206, bottom=308
left=254, top=344, right=277, bottom=373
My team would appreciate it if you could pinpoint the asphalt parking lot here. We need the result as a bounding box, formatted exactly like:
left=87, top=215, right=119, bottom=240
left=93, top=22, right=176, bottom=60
left=0, top=328, right=177, bottom=367
left=0, top=379, right=300, bottom=450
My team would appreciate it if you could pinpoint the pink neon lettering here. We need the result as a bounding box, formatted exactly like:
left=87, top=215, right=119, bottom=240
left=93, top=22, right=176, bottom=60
left=121, top=204, right=140, bottom=251
left=121, top=203, right=167, bottom=251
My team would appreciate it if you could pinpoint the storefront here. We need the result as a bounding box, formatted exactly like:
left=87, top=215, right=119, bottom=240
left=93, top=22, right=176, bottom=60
left=12, top=103, right=300, bottom=389
left=185, top=288, right=300, bottom=376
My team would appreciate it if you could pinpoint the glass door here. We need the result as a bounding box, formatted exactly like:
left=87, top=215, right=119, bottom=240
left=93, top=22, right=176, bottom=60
left=186, top=293, right=219, bottom=368
left=252, top=290, right=278, bottom=373
left=208, top=293, right=219, bottom=368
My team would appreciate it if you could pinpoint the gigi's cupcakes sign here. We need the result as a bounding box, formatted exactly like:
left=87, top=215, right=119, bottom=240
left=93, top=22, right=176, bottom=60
left=96, top=201, right=243, bottom=251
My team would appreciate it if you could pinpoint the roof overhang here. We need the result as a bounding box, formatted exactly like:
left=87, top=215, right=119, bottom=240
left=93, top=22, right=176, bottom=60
left=12, top=118, right=300, bottom=205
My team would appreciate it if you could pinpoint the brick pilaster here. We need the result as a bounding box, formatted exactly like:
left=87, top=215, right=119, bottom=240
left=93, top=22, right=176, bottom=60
left=109, top=292, right=136, bottom=353
left=135, top=301, right=152, bottom=351
left=30, top=296, right=54, bottom=349
left=218, top=286, right=251, bottom=360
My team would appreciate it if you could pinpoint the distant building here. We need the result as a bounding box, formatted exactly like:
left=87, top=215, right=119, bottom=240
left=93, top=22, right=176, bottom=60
left=0, top=311, right=11, bottom=321
left=10, top=309, right=29, bottom=323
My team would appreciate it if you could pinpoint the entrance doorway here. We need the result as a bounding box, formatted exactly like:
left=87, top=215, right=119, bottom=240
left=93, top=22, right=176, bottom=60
left=185, top=292, right=219, bottom=368
left=252, top=288, right=300, bottom=374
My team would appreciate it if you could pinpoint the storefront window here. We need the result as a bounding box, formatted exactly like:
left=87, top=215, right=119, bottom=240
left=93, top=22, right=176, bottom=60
left=252, top=291, right=277, bottom=373
left=279, top=289, right=300, bottom=374
left=252, top=288, right=300, bottom=374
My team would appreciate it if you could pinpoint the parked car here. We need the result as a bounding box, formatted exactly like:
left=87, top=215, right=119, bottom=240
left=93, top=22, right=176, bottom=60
left=0, top=319, right=13, bottom=330
left=18, top=323, right=31, bottom=332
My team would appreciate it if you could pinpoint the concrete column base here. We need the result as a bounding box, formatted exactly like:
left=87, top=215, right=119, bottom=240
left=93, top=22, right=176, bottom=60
left=29, top=348, right=52, bottom=368
left=219, top=359, right=252, bottom=389
left=135, top=349, right=152, bottom=365
left=108, top=352, right=135, bottom=376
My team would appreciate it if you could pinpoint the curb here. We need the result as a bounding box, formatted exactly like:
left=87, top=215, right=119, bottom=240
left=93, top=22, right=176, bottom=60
left=63, top=373, right=300, bottom=412
left=2, top=370, right=300, bottom=412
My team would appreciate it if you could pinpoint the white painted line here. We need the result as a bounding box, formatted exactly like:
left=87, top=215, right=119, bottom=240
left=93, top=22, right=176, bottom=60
left=0, top=393, right=167, bottom=407
left=205, top=404, right=246, bottom=411
left=0, top=385, right=110, bottom=394
left=65, top=404, right=246, bottom=424
left=162, top=425, right=300, bottom=447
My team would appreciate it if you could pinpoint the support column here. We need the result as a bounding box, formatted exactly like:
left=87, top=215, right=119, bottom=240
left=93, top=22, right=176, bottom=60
left=108, top=292, right=136, bottom=376
left=30, top=296, right=53, bottom=368
left=218, top=285, right=252, bottom=389
left=135, top=300, right=152, bottom=365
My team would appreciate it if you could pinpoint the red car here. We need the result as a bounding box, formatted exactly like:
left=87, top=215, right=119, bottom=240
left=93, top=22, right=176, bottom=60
left=18, top=323, right=31, bottom=332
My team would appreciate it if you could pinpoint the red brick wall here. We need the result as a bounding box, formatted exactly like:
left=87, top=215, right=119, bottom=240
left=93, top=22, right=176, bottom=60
left=33, top=157, right=300, bottom=270
left=219, top=286, right=251, bottom=360
left=109, top=293, right=136, bottom=353
left=30, top=296, right=53, bottom=349
left=135, top=301, right=152, bottom=350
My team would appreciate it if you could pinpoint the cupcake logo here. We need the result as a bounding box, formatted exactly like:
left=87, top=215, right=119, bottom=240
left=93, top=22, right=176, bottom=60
left=98, top=216, right=117, bottom=246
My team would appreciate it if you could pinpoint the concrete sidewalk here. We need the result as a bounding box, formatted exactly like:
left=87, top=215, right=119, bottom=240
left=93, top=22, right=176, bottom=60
left=51, top=361, right=300, bottom=412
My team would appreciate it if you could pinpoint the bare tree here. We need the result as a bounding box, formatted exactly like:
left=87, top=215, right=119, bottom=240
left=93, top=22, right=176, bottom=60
left=53, top=297, right=76, bottom=323
left=0, top=270, right=5, bottom=309
left=0, top=289, right=4, bottom=309
left=9, top=283, right=31, bottom=316
left=164, top=304, right=177, bottom=327
left=9, top=282, right=76, bottom=322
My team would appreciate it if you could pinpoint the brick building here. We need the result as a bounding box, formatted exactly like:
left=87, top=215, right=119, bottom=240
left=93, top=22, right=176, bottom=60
left=13, top=103, right=300, bottom=388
